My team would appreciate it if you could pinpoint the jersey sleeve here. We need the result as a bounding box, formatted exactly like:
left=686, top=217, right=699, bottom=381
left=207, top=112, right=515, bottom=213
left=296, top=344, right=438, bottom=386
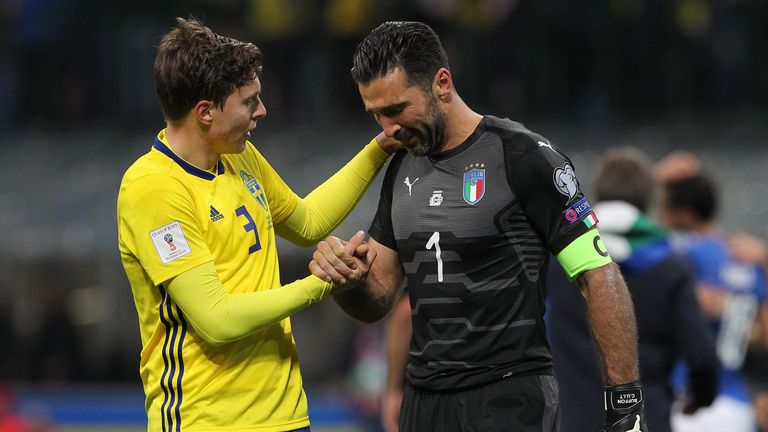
left=368, top=151, right=406, bottom=250
left=117, top=175, right=214, bottom=285
left=167, top=261, right=333, bottom=345
left=504, top=138, right=596, bottom=254
left=275, top=138, right=390, bottom=246
left=249, top=144, right=299, bottom=224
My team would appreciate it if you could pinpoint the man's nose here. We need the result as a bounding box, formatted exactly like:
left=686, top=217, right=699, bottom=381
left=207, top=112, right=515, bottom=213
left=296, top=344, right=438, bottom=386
left=254, top=102, right=266, bottom=120
left=379, top=116, right=401, bottom=137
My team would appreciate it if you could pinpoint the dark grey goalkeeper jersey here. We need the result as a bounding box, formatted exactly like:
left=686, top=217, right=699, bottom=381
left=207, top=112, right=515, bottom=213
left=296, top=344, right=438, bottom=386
left=369, top=116, right=596, bottom=391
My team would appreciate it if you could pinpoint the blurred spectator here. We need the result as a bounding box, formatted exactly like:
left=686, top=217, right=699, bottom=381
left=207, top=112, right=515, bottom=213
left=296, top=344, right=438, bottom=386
left=727, top=232, right=768, bottom=432
left=0, top=386, right=28, bottom=432
left=547, top=147, right=718, bottom=432
left=654, top=151, right=701, bottom=184
left=728, top=233, right=768, bottom=269
left=659, top=173, right=768, bottom=432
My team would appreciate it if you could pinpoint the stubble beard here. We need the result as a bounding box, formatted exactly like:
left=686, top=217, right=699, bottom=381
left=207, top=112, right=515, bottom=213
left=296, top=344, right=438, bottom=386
left=400, top=95, right=447, bottom=157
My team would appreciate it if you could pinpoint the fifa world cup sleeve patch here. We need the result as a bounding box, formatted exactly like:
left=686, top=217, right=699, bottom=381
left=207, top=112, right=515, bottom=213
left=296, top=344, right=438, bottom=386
left=150, top=221, right=192, bottom=264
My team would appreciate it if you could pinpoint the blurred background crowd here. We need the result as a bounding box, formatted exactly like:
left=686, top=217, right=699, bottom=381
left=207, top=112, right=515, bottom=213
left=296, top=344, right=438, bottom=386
left=1, top=0, right=767, bottom=430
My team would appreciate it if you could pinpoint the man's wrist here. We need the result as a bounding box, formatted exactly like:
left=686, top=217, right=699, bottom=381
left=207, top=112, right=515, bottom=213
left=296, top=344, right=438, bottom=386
left=372, top=134, right=401, bottom=155
left=604, top=382, right=643, bottom=414
left=602, top=382, right=648, bottom=432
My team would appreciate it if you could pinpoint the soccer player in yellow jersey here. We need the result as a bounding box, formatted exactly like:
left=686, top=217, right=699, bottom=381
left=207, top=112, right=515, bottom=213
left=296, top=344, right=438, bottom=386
left=117, top=18, right=397, bottom=431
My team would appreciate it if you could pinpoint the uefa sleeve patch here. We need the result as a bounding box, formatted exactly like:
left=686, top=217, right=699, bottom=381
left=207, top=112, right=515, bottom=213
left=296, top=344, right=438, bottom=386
left=150, top=221, right=192, bottom=264
left=562, top=197, right=593, bottom=224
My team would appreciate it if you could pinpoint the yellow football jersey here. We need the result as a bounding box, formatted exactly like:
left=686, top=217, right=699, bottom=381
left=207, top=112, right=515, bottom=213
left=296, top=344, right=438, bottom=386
left=117, top=129, right=309, bottom=431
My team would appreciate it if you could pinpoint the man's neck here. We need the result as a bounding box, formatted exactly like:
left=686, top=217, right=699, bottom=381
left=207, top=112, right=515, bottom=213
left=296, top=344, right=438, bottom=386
left=440, top=96, right=483, bottom=152
left=164, top=122, right=220, bottom=171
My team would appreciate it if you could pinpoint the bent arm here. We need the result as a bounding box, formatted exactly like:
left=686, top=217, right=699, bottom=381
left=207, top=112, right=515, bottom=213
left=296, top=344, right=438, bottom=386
left=167, top=261, right=333, bottom=345
left=276, top=137, right=390, bottom=246
left=577, top=262, right=640, bottom=385
left=333, top=237, right=405, bottom=322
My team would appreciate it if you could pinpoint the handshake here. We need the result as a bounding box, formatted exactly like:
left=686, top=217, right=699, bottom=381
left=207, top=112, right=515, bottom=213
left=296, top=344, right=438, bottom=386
left=309, top=230, right=376, bottom=293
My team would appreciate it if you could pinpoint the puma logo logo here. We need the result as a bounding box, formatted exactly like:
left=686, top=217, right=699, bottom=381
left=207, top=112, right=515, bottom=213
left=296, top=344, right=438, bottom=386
left=404, top=176, right=419, bottom=196
left=538, top=140, right=554, bottom=151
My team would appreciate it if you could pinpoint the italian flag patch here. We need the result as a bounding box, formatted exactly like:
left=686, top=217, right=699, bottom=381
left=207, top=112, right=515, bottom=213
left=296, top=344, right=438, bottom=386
left=583, top=212, right=599, bottom=228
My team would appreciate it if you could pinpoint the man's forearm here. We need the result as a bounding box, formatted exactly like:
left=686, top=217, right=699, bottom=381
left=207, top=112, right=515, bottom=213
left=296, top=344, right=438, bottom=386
left=333, top=282, right=399, bottom=323
left=385, top=294, right=412, bottom=390
left=578, top=263, right=640, bottom=385
left=324, top=237, right=404, bottom=323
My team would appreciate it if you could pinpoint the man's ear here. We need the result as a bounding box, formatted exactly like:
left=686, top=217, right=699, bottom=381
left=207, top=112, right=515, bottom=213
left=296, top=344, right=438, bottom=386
left=434, top=68, right=453, bottom=102
left=194, top=100, right=214, bottom=125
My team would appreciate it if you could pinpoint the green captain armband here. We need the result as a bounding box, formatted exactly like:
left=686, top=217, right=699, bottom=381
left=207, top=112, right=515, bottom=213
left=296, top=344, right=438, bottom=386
left=555, top=229, right=613, bottom=280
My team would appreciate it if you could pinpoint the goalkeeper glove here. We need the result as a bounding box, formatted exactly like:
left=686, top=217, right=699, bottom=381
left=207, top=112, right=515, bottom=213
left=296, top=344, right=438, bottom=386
left=601, top=382, right=649, bottom=432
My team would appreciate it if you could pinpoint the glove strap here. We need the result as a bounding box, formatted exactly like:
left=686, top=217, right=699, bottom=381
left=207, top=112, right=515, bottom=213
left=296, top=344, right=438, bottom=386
left=604, top=382, right=644, bottom=414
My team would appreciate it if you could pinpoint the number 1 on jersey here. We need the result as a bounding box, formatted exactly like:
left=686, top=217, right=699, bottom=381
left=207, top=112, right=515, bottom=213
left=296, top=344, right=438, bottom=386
left=426, top=231, right=444, bottom=282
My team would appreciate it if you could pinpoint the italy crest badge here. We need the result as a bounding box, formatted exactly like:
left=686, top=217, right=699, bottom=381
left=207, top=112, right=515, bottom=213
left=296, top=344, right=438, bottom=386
left=463, top=164, right=485, bottom=205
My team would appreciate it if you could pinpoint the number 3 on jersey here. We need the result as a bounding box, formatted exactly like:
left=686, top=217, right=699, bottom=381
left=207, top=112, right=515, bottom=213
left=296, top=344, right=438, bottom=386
left=235, top=205, right=262, bottom=254
left=426, top=231, right=444, bottom=282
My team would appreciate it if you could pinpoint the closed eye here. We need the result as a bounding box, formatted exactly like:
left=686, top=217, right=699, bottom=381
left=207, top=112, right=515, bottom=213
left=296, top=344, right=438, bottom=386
left=379, top=104, right=405, bottom=117
left=368, top=102, right=406, bottom=119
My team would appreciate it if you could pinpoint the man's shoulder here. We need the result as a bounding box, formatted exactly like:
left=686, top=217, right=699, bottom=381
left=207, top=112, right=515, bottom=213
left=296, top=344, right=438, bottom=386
left=479, top=115, right=564, bottom=161
left=481, top=116, right=544, bottom=147
left=620, top=251, right=698, bottom=303
left=119, top=150, right=188, bottom=203
left=121, top=149, right=168, bottom=186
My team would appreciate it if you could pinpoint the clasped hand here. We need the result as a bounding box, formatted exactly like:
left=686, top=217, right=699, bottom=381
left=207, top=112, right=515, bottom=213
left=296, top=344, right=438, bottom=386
left=309, top=230, right=376, bottom=292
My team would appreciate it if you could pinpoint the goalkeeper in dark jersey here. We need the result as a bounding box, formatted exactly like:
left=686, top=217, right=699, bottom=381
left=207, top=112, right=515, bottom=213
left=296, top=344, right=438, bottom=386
left=310, top=21, right=649, bottom=432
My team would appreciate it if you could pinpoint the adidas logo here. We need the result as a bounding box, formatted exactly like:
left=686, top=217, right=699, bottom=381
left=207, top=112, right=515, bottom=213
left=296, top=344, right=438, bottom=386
left=210, top=205, right=224, bottom=222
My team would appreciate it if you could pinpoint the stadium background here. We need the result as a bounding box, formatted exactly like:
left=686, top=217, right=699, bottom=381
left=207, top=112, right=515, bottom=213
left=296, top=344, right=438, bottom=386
left=0, top=0, right=767, bottom=430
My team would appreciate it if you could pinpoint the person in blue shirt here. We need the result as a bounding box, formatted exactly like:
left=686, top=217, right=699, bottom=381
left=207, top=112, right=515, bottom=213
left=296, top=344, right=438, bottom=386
left=547, top=148, right=718, bottom=432
left=660, top=173, right=768, bottom=432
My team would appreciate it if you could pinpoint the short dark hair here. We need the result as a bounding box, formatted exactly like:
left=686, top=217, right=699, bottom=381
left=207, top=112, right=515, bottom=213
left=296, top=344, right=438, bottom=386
left=153, top=18, right=263, bottom=122
left=664, top=174, right=718, bottom=222
left=351, top=21, right=449, bottom=90
left=595, top=147, right=656, bottom=212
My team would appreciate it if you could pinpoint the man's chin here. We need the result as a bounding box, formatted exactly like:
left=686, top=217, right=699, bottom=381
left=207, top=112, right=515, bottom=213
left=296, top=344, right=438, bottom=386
left=407, top=142, right=433, bottom=157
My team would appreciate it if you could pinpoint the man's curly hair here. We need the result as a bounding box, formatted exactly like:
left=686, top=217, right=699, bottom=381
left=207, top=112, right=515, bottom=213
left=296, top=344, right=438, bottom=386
left=154, top=18, right=263, bottom=121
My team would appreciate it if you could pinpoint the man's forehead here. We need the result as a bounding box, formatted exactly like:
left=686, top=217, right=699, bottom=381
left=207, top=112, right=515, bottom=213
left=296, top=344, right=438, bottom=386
left=359, top=68, right=418, bottom=110
left=238, top=78, right=261, bottom=96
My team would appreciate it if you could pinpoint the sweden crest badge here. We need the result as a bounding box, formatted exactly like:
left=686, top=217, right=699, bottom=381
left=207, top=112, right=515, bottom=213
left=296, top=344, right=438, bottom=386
left=463, top=166, right=485, bottom=205
left=240, top=170, right=268, bottom=211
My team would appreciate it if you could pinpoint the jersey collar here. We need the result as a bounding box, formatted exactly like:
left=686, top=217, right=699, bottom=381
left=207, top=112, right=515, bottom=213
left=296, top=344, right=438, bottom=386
left=428, top=116, right=487, bottom=162
left=153, top=133, right=225, bottom=181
